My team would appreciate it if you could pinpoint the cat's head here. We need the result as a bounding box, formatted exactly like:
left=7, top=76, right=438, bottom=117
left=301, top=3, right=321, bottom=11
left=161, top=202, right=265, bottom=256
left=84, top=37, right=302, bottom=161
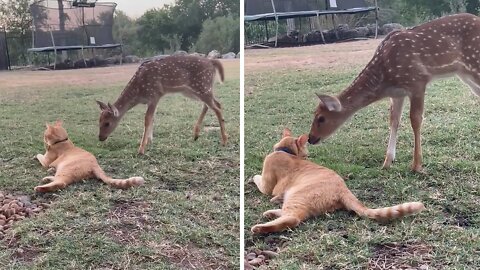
left=44, top=120, right=69, bottom=145
left=273, top=128, right=309, bottom=159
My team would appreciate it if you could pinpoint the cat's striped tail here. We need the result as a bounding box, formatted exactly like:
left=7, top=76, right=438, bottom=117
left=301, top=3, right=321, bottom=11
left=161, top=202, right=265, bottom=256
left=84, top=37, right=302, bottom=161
left=341, top=190, right=425, bottom=221
left=93, top=167, right=145, bottom=189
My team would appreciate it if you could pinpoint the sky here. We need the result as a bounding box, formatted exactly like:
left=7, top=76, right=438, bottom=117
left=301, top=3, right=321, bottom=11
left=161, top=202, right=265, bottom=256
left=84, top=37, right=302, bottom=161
left=111, top=0, right=175, bottom=18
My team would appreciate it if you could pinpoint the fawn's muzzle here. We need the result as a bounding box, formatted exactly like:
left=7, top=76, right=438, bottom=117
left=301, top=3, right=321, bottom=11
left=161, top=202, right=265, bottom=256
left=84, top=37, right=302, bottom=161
left=308, top=135, right=321, bottom=145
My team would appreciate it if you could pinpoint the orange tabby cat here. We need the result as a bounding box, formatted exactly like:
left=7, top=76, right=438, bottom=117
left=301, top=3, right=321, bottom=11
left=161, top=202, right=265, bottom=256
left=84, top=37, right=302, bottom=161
left=251, top=128, right=425, bottom=234
left=35, top=120, right=144, bottom=192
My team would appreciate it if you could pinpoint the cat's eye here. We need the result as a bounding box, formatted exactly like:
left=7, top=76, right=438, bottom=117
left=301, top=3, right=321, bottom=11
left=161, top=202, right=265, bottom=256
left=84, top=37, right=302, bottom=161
left=317, top=116, right=325, bottom=123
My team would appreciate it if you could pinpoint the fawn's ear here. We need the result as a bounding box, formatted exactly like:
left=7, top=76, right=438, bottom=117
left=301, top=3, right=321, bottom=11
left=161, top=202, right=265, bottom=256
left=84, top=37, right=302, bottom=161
left=296, top=134, right=308, bottom=147
left=108, top=103, right=119, bottom=117
left=54, top=119, right=63, bottom=126
left=282, top=128, right=292, bottom=138
left=96, top=100, right=109, bottom=111
left=316, top=94, right=342, bottom=112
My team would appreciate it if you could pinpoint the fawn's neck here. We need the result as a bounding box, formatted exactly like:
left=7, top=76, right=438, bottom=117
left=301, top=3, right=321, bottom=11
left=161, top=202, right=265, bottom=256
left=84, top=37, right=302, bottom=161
left=113, top=81, right=141, bottom=117
left=337, top=64, right=387, bottom=115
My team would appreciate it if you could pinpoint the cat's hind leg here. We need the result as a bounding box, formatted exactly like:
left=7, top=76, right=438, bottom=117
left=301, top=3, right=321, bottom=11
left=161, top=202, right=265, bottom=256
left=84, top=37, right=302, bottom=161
left=270, top=194, right=284, bottom=204
left=34, top=177, right=67, bottom=193
left=40, top=176, right=55, bottom=183
left=251, top=215, right=301, bottom=234
left=263, top=209, right=282, bottom=219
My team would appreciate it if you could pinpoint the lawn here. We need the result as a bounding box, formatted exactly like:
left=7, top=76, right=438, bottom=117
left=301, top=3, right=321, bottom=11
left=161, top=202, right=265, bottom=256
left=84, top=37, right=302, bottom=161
left=244, top=44, right=479, bottom=269
left=0, top=60, right=240, bottom=269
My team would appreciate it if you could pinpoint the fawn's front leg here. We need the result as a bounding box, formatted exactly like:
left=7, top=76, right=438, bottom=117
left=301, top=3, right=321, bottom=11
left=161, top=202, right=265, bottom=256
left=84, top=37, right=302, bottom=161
left=383, top=97, right=405, bottom=169
left=138, top=102, right=158, bottom=155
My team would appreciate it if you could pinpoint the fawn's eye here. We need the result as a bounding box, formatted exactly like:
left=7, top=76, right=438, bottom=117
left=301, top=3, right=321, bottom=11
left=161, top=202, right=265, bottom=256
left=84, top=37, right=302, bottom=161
left=317, top=116, right=325, bottom=123
left=104, top=123, right=110, bottom=127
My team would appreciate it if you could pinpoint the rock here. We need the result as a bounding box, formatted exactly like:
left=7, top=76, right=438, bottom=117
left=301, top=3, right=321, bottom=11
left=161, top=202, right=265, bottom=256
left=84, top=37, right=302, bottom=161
left=189, top=52, right=206, bottom=57
left=336, top=24, right=349, bottom=32
left=207, top=50, right=222, bottom=59
left=355, top=27, right=369, bottom=37
left=268, top=34, right=297, bottom=44
left=222, top=52, right=236, bottom=59
left=261, top=250, right=279, bottom=258
left=248, top=257, right=264, bottom=266
left=124, top=55, right=141, bottom=63
left=366, top=24, right=378, bottom=36
left=381, top=23, right=404, bottom=35
left=236, top=52, right=240, bottom=58
left=244, top=258, right=254, bottom=270
left=173, top=50, right=188, bottom=56
left=246, top=252, right=256, bottom=260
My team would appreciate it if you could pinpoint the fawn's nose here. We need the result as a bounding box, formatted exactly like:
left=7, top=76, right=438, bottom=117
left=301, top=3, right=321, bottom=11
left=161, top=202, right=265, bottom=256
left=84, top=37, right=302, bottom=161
left=99, top=135, right=107, bottom=141
left=308, top=135, right=320, bottom=145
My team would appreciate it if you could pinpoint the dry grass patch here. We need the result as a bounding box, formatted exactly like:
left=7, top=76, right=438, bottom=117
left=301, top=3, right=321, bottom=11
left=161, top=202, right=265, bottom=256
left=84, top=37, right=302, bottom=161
left=368, top=242, right=432, bottom=269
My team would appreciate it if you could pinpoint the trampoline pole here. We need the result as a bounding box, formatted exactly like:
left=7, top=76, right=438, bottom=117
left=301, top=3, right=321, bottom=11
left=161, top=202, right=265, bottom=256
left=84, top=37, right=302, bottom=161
left=4, top=28, right=11, bottom=70
left=316, top=13, right=326, bottom=45
left=264, top=20, right=269, bottom=42
left=270, top=0, right=278, bottom=47
left=374, top=0, right=379, bottom=39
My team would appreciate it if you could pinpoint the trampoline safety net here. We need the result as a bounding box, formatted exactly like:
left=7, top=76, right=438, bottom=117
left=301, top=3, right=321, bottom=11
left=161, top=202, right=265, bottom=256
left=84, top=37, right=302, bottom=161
left=246, top=0, right=325, bottom=15
left=30, top=1, right=118, bottom=50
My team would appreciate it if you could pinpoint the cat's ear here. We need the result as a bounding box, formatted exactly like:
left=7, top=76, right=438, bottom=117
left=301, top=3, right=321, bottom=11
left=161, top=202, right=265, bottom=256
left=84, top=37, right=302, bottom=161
left=282, top=128, right=292, bottom=138
left=296, top=134, right=308, bottom=147
left=45, top=122, right=51, bottom=129
left=54, top=119, right=63, bottom=126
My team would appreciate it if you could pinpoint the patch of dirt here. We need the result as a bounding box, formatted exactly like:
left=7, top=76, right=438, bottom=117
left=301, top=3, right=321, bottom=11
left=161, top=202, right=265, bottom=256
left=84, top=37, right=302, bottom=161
left=148, top=240, right=230, bottom=270
left=245, top=39, right=383, bottom=74
left=0, top=59, right=239, bottom=94
left=0, top=191, right=50, bottom=240
left=442, top=205, right=474, bottom=228
left=6, top=235, right=42, bottom=263
left=106, top=199, right=152, bottom=244
left=368, top=241, right=432, bottom=269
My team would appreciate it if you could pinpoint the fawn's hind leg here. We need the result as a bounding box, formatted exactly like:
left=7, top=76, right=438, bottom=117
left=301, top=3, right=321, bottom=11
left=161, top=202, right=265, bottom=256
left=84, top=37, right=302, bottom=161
left=193, top=104, right=208, bottom=140
left=203, top=96, right=227, bottom=146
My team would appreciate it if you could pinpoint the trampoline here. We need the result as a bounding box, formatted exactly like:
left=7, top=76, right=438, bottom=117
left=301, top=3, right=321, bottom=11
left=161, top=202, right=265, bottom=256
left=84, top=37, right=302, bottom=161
left=245, top=0, right=379, bottom=46
left=29, top=0, right=122, bottom=69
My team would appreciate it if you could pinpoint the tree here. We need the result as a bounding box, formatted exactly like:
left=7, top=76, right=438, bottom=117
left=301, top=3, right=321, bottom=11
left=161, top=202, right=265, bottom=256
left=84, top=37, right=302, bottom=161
left=195, top=15, right=239, bottom=54
left=137, top=7, right=177, bottom=54
left=0, top=0, right=33, bottom=64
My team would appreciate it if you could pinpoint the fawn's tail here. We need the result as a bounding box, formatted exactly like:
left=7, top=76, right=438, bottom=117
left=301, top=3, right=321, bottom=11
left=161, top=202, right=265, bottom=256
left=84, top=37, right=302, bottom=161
left=341, top=190, right=425, bottom=221
left=211, top=59, right=225, bottom=82
left=93, top=167, right=144, bottom=189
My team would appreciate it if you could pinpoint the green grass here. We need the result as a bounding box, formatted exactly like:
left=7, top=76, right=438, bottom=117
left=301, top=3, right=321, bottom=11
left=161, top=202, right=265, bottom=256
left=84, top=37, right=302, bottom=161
left=245, top=68, right=480, bottom=269
left=0, top=67, right=239, bottom=269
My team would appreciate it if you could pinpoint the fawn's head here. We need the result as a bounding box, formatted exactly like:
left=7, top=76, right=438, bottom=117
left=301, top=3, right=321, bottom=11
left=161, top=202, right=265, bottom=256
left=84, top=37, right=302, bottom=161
left=274, top=128, right=309, bottom=159
left=44, top=120, right=68, bottom=145
left=308, top=94, right=347, bottom=145
left=96, top=101, right=120, bottom=141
